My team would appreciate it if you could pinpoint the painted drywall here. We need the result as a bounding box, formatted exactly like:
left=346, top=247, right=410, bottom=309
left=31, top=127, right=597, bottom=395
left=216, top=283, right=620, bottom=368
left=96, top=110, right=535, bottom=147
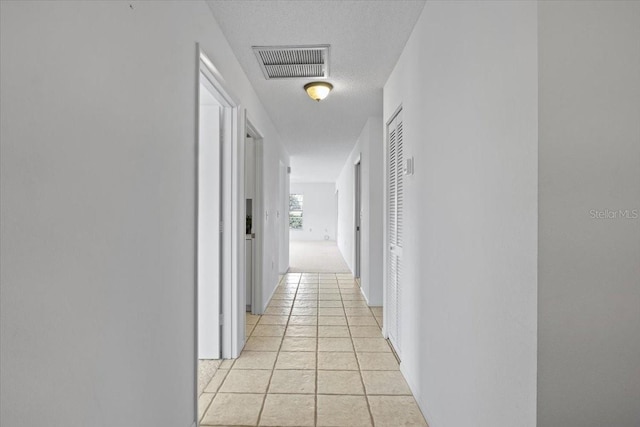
left=336, top=159, right=355, bottom=273
left=0, top=1, right=288, bottom=425
left=383, top=2, right=538, bottom=426
left=198, top=99, right=222, bottom=359
left=538, top=2, right=640, bottom=426
left=336, top=117, right=384, bottom=305
left=245, top=137, right=256, bottom=200
left=279, top=161, right=290, bottom=274
left=290, top=182, right=337, bottom=241
left=257, top=129, right=290, bottom=313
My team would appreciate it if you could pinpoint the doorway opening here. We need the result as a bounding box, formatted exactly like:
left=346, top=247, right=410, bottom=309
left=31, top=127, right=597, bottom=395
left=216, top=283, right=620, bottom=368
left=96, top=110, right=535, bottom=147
left=197, top=70, right=223, bottom=361
left=354, top=158, right=362, bottom=279
left=278, top=161, right=289, bottom=278
left=244, top=120, right=264, bottom=315
left=196, top=49, right=244, bottom=421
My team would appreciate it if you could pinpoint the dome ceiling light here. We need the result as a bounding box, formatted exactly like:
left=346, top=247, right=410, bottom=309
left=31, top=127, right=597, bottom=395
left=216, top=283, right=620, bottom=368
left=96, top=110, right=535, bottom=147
left=304, top=81, right=333, bottom=102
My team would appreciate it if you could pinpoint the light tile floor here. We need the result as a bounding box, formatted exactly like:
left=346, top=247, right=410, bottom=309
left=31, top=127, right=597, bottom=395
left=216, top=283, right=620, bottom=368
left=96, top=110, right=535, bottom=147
left=199, top=272, right=428, bottom=426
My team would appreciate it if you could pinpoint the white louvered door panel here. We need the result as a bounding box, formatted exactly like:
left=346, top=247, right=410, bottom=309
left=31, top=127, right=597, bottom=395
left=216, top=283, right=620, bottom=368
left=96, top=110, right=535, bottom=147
left=388, top=124, right=397, bottom=247
left=396, top=117, right=404, bottom=248
left=386, top=109, right=403, bottom=356
left=387, top=252, right=398, bottom=346
left=387, top=115, right=397, bottom=350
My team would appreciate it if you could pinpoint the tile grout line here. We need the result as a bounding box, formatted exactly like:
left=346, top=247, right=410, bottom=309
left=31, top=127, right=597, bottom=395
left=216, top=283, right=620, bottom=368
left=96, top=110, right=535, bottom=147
left=198, top=391, right=215, bottom=425
left=200, top=334, right=236, bottom=423
left=255, top=273, right=295, bottom=427
left=206, top=389, right=410, bottom=398
left=367, top=304, right=399, bottom=362
left=203, top=273, right=413, bottom=426
left=314, top=274, right=321, bottom=427
left=347, top=274, right=377, bottom=427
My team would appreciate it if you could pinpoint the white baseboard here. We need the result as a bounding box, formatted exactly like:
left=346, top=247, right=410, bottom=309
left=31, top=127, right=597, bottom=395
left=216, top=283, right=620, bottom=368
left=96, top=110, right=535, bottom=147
left=261, top=278, right=280, bottom=313
left=360, top=284, right=370, bottom=305
left=400, top=362, right=438, bottom=427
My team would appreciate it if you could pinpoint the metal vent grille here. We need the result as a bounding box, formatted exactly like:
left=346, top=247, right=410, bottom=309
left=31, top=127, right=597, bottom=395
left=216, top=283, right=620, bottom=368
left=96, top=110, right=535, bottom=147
left=252, top=45, right=330, bottom=79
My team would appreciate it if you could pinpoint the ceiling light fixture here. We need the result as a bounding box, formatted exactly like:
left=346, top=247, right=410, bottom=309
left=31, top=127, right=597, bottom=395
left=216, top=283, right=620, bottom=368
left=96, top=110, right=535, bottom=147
left=304, top=82, right=333, bottom=102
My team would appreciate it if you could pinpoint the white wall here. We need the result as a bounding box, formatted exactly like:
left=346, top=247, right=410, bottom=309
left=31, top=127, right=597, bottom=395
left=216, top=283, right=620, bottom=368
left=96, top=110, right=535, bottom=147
left=538, top=2, right=640, bottom=426
left=0, top=1, right=288, bottom=425
left=290, top=182, right=337, bottom=241
left=336, top=162, right=355, bottom=272
left=198, top=99, right=222, bottom=359
left=278, top=162, right=290, bottom=274
left=257, top=128, right=290, bottom=311
left=245, top=137, right=256, bottom=200
left=336, top=117, right=384, bottom=305
left=383, top=2, right=538, bottom=426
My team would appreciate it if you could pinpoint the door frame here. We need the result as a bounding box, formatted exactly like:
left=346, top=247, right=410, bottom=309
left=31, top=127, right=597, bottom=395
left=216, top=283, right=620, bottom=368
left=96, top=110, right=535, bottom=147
left=382, top=104, right=403, bottom=351
left=278, top=160, right=288, bottom=275
left=196, top=46, right=244, bottom=364
left=354, top=156, right=362, bottom=279
left=245, top=118, right=264, bottom=316
left=197, top=69, right=223, bottom=361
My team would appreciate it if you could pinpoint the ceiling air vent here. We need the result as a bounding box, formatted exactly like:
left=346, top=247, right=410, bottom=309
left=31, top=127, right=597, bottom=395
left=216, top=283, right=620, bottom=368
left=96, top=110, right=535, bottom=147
left=252, top=45, right=330, bottom=79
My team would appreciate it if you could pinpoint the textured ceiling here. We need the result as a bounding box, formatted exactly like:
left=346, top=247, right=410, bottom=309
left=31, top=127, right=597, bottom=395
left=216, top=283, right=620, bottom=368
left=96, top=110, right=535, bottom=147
left=206, top=0, right=426, bottom=182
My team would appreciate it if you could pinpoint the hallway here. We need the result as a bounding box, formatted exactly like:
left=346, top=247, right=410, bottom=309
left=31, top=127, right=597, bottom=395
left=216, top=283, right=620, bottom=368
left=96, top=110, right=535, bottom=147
left=288, top=241, right=351, bottom=273
left=3, top=2, right=638, bottom=426
left=198, top=272, right=427, bottom=426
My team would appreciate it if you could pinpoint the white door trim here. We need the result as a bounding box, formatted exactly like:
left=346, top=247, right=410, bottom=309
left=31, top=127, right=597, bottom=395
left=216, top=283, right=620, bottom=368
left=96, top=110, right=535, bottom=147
left=245, top=117, right=265, bottom=316
left=197, top=47, right=243, bottom=363
left=354, top=156, right=362, bottom=279
left=197, top=75, right=222, bottom=360
left=383, top=104, right=403, bottom=348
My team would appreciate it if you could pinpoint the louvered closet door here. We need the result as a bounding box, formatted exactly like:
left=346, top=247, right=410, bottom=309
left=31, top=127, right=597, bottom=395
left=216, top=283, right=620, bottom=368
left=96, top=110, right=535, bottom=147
left=387, top=109, right=403, bottom=356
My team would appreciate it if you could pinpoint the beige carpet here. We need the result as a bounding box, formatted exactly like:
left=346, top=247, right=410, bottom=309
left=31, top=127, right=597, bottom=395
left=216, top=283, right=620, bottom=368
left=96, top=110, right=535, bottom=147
left=288, top=240, right=351, bottom=273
